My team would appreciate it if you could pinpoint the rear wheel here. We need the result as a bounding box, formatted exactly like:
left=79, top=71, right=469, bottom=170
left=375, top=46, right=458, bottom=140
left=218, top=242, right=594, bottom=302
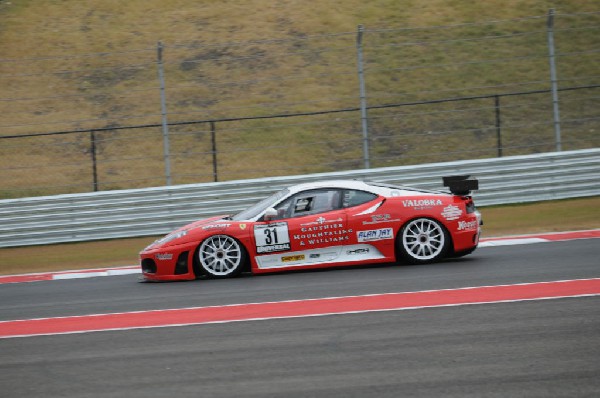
left=197, top=235, right=246, bottom=278
left=398, top=218, right=449, bottom=264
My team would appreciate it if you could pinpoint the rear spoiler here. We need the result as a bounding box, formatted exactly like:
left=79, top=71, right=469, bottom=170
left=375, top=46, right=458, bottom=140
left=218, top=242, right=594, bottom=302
left=443, top=175, right=479, bottom=196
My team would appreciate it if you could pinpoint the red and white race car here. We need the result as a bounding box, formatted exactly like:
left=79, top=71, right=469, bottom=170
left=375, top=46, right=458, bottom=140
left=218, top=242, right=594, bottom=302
left=140, top=177, right=481, bottom=281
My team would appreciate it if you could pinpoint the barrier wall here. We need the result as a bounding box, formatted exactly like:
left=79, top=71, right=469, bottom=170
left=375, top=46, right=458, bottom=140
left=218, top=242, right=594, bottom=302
left=1, top=149, right=598, bottom=248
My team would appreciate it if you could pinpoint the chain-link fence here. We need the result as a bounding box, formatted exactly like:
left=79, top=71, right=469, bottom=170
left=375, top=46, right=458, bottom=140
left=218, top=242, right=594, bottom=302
left=1, top=10, right=599, bottom=198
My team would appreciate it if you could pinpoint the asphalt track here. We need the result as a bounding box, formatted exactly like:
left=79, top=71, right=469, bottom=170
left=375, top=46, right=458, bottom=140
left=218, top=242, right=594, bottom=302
left=1, top=239, right=599, bottom=397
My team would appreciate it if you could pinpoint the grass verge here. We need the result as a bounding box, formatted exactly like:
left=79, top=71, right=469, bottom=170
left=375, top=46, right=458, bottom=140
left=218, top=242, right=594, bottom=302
left=0, top=196, right=598, bottom=276
left=1, top=1, right=598, bottom=198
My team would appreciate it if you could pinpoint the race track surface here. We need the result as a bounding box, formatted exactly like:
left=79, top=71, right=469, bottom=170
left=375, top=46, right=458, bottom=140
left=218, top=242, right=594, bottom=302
left=1, top=239, right=599, bottom=397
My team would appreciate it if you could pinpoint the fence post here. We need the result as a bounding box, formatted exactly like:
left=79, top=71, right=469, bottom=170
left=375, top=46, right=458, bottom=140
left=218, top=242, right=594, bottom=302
left=210, top=121, right=218, bottom=182
left=356, top=25, right=370, bottom=169
left=547, top=8, right=562, bottom=152
left=494, top=95, right=503, bottom=157
left=157, top=41, right=172, bottom=185
left=90, top=130, right=98, bottom=191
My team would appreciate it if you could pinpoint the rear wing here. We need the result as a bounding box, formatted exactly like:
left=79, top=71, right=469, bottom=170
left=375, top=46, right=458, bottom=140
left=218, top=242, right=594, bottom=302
left=443, top=175, right=479, bottom=196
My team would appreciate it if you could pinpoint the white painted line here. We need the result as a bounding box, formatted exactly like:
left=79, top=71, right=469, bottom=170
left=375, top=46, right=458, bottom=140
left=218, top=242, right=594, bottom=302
left=53, top=272, right=109, bottom=280
left=479, top=238, right=548, bottom=247
left=52, top=268, right=141, bottom=280
left=106, top=268, right=141, bottom=276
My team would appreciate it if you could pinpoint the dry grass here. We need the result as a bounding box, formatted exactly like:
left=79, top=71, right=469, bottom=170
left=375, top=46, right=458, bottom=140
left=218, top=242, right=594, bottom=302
left=0, top=236, right=154, bottom=275
left=480, top=196, right=600, bottom=237
left=1, top=1, right=599, bottom=197
left=0, top=196, right=597, bottom=275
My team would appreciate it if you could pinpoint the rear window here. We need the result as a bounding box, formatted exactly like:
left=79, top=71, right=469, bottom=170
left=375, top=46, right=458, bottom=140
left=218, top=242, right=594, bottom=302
left=343, top=189, right=378, bottom=208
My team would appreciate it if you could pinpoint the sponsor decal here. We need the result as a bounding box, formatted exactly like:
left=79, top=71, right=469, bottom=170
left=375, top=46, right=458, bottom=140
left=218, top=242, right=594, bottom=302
left=257, top=249, right=340, bottom=269
left=362, top=213, right=401, bottom=225
left=300, top=223, right=345, bottom=232
left=357, top=228, right=394, bottom=242
left=155, top=253, right=173, bottom=261
left=402, top=199, right=443, bottom=209
left=239, top=224, right=247, bottom=230
left=257, top=243, right=291, bottom=254
left=256, top=256, right=280, bottom=266
left=293, top=223, right=353, bottom=246
left=457, top=220, right=478, bottom=231
left=281, top=254, right=306, bottom=262
left=202, top=223, right=231, bottom=230
left=441, top=204, right=463, bottom=221
left=301, top=217, right=343, bottom=226
left=347, top=248, right=370, bottom=255
left=254, top=222, right=291, bottom=254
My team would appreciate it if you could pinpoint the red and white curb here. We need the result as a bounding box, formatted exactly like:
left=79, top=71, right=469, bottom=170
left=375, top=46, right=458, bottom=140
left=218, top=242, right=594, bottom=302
left=0, top=266, right=139, bottom=284
left=478, top=229, right=600, bottom=247
left=1, top=278, right=599, bottom=339
left=1, top=229, right=598, bottom=285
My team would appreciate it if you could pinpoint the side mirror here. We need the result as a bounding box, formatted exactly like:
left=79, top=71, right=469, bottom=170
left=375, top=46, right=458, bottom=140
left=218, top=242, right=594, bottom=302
left=263, top=207, right=278, bottom=221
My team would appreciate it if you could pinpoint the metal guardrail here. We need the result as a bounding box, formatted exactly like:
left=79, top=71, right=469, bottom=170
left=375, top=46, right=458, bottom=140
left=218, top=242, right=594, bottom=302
left=0, top=149, right=598, bottom=248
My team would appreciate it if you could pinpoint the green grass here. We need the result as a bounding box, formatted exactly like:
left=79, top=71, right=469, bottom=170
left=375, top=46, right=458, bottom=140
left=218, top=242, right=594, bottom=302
left=0, top=196, right=598, bottom=276
left=0, top=1, right=599, bottom=198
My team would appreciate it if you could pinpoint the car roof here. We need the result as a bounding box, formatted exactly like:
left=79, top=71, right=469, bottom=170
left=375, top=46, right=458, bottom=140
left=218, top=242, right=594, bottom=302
left=287, top=179, right=373, bottom=192
left=286, top=179, right=446, bottom=198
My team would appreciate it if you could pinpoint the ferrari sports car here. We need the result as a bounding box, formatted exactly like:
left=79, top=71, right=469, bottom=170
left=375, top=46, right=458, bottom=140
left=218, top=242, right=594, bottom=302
left=140, top=177, right=481, bottom=281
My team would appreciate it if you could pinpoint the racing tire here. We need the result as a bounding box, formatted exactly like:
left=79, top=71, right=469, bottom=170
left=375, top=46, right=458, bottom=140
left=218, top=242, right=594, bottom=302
left=397, top=218, right=450, bottom=264
left=197, top=235, right=247, bottom=278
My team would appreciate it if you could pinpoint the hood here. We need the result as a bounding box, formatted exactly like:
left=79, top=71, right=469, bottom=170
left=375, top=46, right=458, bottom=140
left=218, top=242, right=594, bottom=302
left=143, top=215, right=229, bottom=252
left=182, top=215, right=229, bottom=231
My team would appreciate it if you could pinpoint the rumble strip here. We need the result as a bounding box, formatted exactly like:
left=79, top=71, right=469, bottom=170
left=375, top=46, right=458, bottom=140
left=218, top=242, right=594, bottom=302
left=1, top=278, right=599, bottom=339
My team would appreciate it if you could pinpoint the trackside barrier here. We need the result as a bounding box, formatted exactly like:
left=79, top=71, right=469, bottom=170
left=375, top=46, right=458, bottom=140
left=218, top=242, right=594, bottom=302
left=0, top=149, right=598, bottom=248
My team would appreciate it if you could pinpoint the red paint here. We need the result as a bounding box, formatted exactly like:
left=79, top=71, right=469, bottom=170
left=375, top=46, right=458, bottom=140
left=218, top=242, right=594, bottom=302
left=0, top=274, right=54, bottom=284
left=1, top=278, right=599, bottom=339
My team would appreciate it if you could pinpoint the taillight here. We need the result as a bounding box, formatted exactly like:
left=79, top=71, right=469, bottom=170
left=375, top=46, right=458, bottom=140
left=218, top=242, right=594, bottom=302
left=465, top=199, right=476, bottom=214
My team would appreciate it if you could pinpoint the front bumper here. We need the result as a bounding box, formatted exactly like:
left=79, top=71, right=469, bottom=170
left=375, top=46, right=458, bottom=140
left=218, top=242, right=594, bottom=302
left=140, top=241, right=197, bottom=281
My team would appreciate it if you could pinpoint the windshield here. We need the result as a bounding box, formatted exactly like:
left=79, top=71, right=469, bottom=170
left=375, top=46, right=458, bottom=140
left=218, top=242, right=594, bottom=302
left=230, top=188, right=290, bottom=221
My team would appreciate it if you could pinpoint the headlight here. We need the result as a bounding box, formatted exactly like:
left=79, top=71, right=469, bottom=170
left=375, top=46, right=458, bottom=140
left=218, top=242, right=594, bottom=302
left=158, top=230, right=188, bottom=244
left=145, top=230, right=189, bottom=251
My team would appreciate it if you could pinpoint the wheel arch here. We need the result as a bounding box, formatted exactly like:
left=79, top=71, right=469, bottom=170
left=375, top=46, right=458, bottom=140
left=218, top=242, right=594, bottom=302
left=394, top=216, right=454, bottom=263
left=192, top=234, right=252, bottom=278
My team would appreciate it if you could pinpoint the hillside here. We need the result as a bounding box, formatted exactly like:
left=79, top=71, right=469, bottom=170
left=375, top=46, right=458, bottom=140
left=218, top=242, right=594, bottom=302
left=0, top=0, right=598, bottom=198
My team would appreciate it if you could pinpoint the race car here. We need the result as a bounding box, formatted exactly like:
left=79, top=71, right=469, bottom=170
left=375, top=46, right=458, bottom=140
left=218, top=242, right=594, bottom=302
left=140, top=177, right=481, bottom=281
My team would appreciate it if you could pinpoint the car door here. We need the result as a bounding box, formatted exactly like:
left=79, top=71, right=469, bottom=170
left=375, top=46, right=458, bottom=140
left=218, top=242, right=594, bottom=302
left=252, top=188, right=350, bottom=270
left=343, top=189, right=397, bottom=260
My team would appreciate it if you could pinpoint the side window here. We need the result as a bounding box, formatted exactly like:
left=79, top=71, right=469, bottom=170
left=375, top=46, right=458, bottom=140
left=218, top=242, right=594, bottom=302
left=294, top=197, right=314, bottom=213
left=343, top=189, right=378, bottom=208
left=274, top=189, right=342, bottom=219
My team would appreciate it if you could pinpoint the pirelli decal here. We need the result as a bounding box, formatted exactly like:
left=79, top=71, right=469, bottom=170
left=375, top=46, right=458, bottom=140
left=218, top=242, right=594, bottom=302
left=281, top=254, right=306, bottom=263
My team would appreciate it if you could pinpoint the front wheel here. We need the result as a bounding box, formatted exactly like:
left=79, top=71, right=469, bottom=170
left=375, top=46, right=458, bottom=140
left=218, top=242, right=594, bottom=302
left=397, top=218, right=449, bottom=264
left=197, top=235, right=246, bottom=278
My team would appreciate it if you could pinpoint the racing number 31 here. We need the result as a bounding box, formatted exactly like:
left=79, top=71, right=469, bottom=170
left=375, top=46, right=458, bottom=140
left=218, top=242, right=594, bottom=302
left=263, top=227, right=279, bottom=245
left=254, top=222, right=291, bottom=254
